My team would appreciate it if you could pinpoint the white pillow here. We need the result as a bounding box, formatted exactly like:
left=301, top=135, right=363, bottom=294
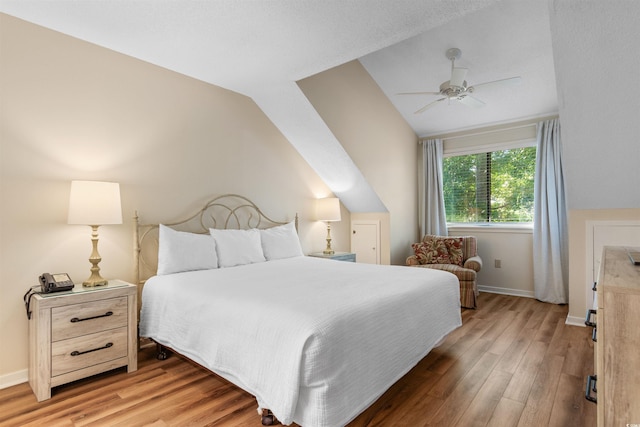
left=210, top=228, right=266, bottom=268
left=260, top=221, right=303, bottom=261
left=157, top=224, right=218, bottom=275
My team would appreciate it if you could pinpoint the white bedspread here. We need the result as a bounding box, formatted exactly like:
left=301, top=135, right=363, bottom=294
left=139, top=256, right=461, bottom=427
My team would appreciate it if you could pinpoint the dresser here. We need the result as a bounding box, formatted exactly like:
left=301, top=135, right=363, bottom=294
left=586, top=246, right=640, bottom=426
left=28, top=280, right=137, bottom=401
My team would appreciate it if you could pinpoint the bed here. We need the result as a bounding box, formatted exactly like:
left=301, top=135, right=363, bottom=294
left=136, top=194, right=462, bottom=427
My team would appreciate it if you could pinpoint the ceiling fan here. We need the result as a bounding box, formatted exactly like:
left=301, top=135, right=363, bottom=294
left=398, top=48, right=522, bottom=114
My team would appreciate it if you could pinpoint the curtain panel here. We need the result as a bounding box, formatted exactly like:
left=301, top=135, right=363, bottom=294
left=533, top=118, right=568, bottom=304
left=418, top=139, right=448, bottom=237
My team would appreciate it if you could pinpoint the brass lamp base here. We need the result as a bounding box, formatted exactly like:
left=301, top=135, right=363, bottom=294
left=82, top=225, right=109, bottom=287
left=83, top=279, right=108, bottom=287
left=323, top=222, right=335, bottom=255
left=82, top=267, right=108, bottom=287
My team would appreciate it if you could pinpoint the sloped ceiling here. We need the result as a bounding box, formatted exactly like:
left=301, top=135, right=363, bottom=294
left=0, top=0, right=559, bottom=211
left=360, top=0, right=558, bottom=136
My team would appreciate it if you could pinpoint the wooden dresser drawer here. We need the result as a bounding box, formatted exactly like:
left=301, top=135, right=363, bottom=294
left=590, top=246, right=640, bottom=426
left=51, top=327, right=128, bottom=377
left=51, top=297, right=128, bottom=341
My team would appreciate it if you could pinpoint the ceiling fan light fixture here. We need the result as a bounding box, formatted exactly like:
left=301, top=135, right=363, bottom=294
left=450, top=67, right=468, bottom=88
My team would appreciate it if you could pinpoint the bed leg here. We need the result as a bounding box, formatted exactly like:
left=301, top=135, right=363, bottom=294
left=260, top=408, right=279, bottom=425
left=156, top=343, right=169, bottom=360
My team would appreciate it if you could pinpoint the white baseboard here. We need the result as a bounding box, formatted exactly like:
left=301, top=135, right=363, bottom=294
left=565, top=315, right=586, bottom=327
left=0, top=369, right=28, bottom=390
left=478, top=285, right=535, bottom=299
left=479, top=286, right=586, bottom=327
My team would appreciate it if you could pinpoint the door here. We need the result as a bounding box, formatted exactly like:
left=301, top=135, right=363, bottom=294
left=351, top=220, right=380, bottom=264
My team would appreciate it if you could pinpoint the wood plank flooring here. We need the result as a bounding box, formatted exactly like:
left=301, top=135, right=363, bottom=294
left=0, top=293, right=596, bottom=426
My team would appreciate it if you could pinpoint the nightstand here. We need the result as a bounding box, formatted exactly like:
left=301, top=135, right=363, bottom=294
left=309, top=252, right=356, bottom=262
left=28, top=279, right=137, bottom=401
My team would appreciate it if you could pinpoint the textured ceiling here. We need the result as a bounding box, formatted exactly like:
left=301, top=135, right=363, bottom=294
left=360, top=0, right=558, bottom=136
left=1, top=0, right=558, bottom=211
left=0, top=0, right=557, bottom=137
left=0, top=0, right=498, bottom=96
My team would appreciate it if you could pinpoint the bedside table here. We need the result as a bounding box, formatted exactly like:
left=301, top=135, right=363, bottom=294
left=28, top=279, right=137, bottom=401
left=309, top=252, right=356, bottom=262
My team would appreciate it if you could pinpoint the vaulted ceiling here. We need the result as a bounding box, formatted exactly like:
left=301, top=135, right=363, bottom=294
left=361, top=0, right=557, bottom=136
left=0, top=0, right=558, bottom=211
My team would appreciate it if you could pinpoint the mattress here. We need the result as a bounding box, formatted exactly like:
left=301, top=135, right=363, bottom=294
left=139, top=256, right=461, bottom=426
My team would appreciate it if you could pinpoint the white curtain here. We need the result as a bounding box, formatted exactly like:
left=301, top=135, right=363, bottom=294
left=418, top=139, right=448, bottom=237
left=533, top=118, right=568, bottom=304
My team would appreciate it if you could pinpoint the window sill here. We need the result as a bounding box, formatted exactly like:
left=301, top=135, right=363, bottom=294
left=448, top=223, right=533, bottom=234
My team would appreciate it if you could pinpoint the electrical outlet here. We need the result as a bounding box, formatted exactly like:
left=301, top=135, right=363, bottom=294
left=494, top=259, right=502, bottom=268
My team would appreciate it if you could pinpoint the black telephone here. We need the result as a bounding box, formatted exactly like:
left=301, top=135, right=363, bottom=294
left=24, top=273, right=75, bottom=319
left=39, top=273, right=74, bottom=293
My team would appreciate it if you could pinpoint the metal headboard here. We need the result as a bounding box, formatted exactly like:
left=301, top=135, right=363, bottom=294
left=134, top=194, right=298, bottom=287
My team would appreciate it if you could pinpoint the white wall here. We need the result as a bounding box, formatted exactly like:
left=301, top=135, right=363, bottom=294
left=0, top=14, right=340, bottom=385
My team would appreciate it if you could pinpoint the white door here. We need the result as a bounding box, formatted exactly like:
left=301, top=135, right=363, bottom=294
left=351, top=220, right=380, bottom=264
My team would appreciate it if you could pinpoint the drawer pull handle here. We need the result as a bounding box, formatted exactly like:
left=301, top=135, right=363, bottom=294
left=71, top=342, right=113, bottom=356
left=592, top=281, right=597, bottom=292
left=584, top=309, right=597, bottom=327
left=70, top=311, right=113, bottom=323
left=585, top=375, right=597, bottom=403
left=592, top=327, right=597, bottom=342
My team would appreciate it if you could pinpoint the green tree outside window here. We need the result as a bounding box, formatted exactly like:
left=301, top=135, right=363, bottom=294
left=443, top=147, right=536, bottom=223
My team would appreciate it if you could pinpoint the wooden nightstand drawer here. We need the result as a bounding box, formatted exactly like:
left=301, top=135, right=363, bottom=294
left=29, top=280, right=137, bottom=401
left=52, top=297, right=128, bottom=341
left=52, top=327, right=128, bottom=377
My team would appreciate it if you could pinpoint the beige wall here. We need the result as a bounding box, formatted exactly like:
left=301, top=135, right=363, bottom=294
left=0, top=14, right=338, bottom=384
left=298, top=60, right=418, bottom=265
left=449, top=227, right=534, bottom=297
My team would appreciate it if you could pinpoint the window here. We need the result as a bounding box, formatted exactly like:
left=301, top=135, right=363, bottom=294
left=443, top=146, right=536, bottom=223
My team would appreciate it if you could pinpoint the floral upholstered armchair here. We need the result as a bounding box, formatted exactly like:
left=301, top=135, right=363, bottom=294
left=406, top=235, right=482, bottom=309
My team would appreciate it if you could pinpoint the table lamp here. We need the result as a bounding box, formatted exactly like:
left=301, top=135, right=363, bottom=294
left=316, top=197, right=341, bottom=255
left=68, top=180, right=122, bottom=287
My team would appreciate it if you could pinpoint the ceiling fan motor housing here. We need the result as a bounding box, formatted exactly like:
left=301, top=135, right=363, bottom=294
left=440, top=80, right=468, bottom=98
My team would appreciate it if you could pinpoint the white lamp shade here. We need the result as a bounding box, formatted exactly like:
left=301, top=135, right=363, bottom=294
left=315, top=197, right=341, bottom=222
left=68, top=181, right=122, bottom=225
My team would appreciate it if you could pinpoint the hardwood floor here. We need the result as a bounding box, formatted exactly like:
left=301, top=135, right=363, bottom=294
left=0, top=293, right=596, bottom=426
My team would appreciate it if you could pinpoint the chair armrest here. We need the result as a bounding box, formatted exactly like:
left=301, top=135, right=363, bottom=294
left=464, top=255, right=483, bottom=272
left=406, top=255, right=420, bottom=266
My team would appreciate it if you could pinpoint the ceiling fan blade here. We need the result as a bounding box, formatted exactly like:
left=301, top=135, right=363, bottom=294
left=397, top=91, right=441, bottom=96
left=457, top=94, right=486, bottom=108
left=450, top=67, right=468, bottom=87
left=469, top=76, right=522, bottom=92
left=414, top=97, right=446, bottom=114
